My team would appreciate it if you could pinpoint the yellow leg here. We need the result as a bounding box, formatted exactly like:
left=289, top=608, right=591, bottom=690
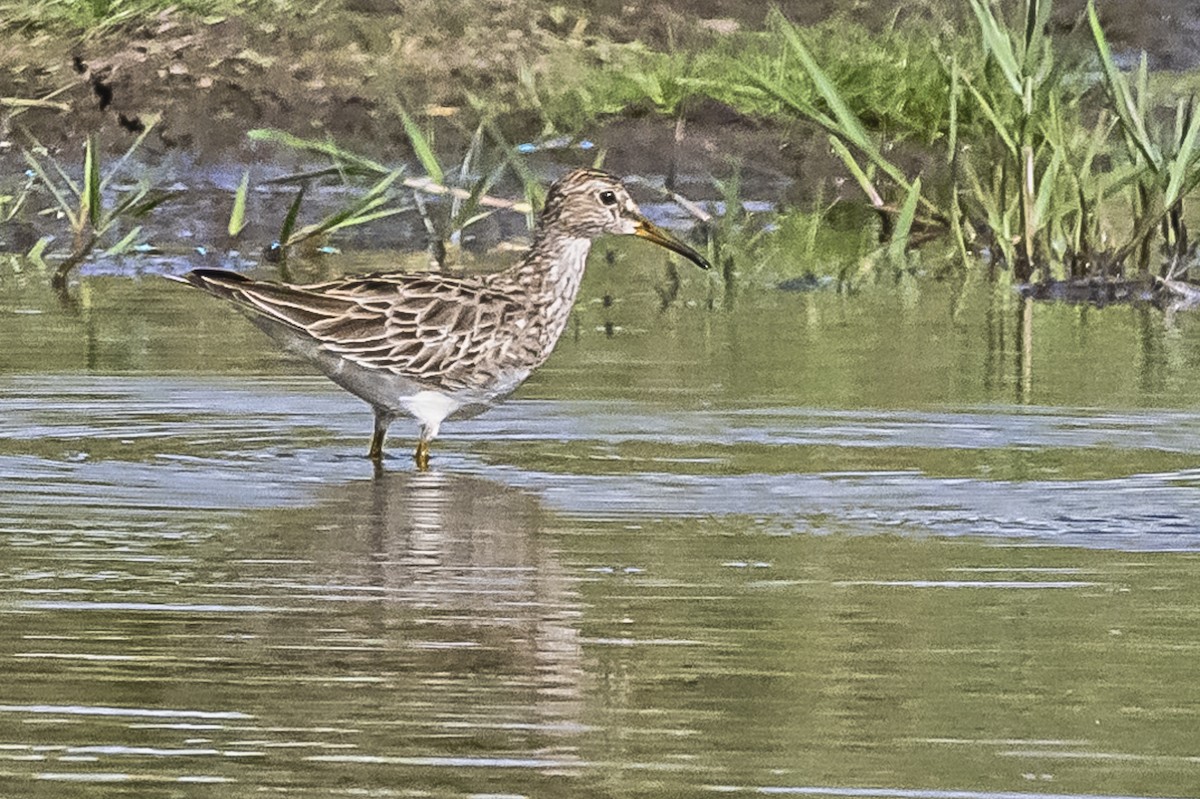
left=414, top=439, right=431, bottom=471
left=368, top=411, right=390, bottom=461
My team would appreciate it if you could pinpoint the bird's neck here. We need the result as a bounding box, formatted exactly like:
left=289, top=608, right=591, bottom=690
left=501, top=228, right=593, bottom=310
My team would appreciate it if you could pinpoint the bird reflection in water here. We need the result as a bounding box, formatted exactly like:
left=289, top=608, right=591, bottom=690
left=266, top=470, right=586, bottom=747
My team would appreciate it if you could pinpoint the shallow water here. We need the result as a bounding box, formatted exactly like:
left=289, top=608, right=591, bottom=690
left=2, top=260, right=1200, bottom=797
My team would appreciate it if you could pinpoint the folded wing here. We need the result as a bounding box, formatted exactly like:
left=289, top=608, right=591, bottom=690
left=179, top=269, right=526, bottom=391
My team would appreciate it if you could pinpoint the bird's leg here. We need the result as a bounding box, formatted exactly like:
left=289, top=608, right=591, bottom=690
left=414, top=439, right=431, bottom=471
left=413, top=421, right=438, bottom=471
left=368, top=410, right=392, bottom=461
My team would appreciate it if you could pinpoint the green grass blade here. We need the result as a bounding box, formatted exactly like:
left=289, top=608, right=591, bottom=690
left=228, top=169, right=250, bottom=237
left=247, top=129, right=391, bottom=176
left=947, top=55, right=959, bottom=165
left=1023, top=0, right=1041, bottom=55
left=263, top=167, right=345, bottom=185
left=759, top=19, right=919, bottom=202
left=47, top=150, right=81, bottom=198
left=774, top=20, right=866, bottom=142
left=123, top=189, right=179, bottom=219
left=105, top=183, right=150, bottom=218
left=291, top=206, right=395, bottom=242
left=1135, top=52, right=1150, bottom=124
left=27, top=235, right=52, bottom=268
left=456, top=209, right=498, bottom=232
left=1175, top=97, right=1187, bottom=151
left=312, top=194, right=391, bottom=232
left=968, top=0, right=1022, bottom=96
left=1165, top=98, right=1200, bottom=208
left=1082, top=110, right=1116, bottom=173
left=735, top=64, right=837, bottom=131
left=1087, top=0, right=1160, bottom=170
left=1, top=187, right=27, bottom=222
left=479, top=116, right=545, bottom=211
left=23, top=150, right=79, bottom=226
left=100, top=113, right=158, bottom=192
left=828, top=136, right=884, bottom=208
left=289, top=169, right=405, bottom=242
left=1022, top=0, right=1053, bottom=73
left=315, top=205, right=407, bottom=235
left=961, top=159, right=1009, bottom=262
left=1097, top=160, right=1150, bottom=200
left=279, top=185, right=306, bottom=247
left=1020, top=145, right=1036, bottom=260
left=997, top=162, right=1019, bottom=246
left=888, top=176, right=921, bottom=262
left=103, top=185, right=178, bottom=230
left=451, top=121, right=487, bottom=222
left=81, top=134, right=101, bottom=228
left=1032, top=146, right=1063, bottom=230
left=394, top=101, right=444, bottom=185
left=948, top=188, right=973, bottom=272
left=450, top=165, right=503, bottom=232
left=103, top=225, right=142, bottom=256
left=960, top=73, right=1018, bottom=156
left=1170, top=166, right=1200, bottom=209
left=775, top=18, right=883, bottom=162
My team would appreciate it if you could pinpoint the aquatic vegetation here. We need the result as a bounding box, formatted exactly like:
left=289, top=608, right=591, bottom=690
left=712, top=0, right=1200, bottom=285
left=241, top=130, right=413, bottom=264
left=267, top=168, right=409, bottom=265
left=517, top=0, right=1200, bottom=288
left=245, top=121, right=541, bottom=268
left=681, top=166, right=773, bottom=301
left=8, top=0, right=1200, bottom=295
left=21, top=119, right=175, bottom=289
left=1087, top=5, right=1200, bottom=278
left=226, top=169, right=250, bottom=240
left=396, top=108, right=526, bottom=269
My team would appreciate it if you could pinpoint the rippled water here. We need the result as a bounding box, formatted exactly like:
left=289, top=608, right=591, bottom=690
left=2, top=262, right=1200, bottom=797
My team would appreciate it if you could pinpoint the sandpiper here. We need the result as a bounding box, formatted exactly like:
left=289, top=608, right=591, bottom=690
left=171, top=168, right=710, bottom=469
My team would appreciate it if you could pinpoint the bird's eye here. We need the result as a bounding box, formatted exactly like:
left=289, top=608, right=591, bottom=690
left=598, top=190, right=618, bottom=206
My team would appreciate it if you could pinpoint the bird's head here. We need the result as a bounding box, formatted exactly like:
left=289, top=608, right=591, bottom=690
left=542, top=168, right=711, bottom=269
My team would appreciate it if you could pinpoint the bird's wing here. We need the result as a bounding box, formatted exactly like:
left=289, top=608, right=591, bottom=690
left=180, top=269, right=525, bottom=391
left=312, top=274, right=527, bottom=389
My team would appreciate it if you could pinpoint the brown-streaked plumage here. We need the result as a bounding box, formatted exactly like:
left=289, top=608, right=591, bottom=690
left=169, top=168, right=710, bottom=469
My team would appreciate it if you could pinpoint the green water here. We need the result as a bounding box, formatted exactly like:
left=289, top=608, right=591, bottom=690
left=1, top=257, right=1200, bottom=797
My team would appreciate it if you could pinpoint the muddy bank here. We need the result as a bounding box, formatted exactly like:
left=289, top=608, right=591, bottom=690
left=2, top=2, right=737, bottom=161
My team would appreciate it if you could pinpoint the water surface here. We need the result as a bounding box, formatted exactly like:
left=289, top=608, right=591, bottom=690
left=2, top=262, right=1200, bottom=797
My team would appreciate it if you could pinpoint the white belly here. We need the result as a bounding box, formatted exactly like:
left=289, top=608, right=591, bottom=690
left=399, top=390, right=462, bottom=438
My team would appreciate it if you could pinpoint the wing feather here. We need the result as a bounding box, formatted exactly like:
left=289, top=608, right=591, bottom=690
left=182, top=268, right=527, bottom=392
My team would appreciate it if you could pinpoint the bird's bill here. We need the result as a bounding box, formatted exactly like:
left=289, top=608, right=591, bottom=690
left=633, top=217, right=711, bottom=270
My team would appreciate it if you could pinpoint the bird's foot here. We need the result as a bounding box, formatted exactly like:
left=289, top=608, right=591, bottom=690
left=414, top=440, right=431, bottom=471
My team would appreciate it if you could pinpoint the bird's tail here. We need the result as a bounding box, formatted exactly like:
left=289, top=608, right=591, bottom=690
left=166, top=268, right=365, bottom=337
left=164, top=268, right=255, bottom=301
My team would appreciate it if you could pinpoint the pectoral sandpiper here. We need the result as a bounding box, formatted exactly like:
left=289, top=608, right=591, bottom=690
left=171, top=168, right=710, bottom=469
